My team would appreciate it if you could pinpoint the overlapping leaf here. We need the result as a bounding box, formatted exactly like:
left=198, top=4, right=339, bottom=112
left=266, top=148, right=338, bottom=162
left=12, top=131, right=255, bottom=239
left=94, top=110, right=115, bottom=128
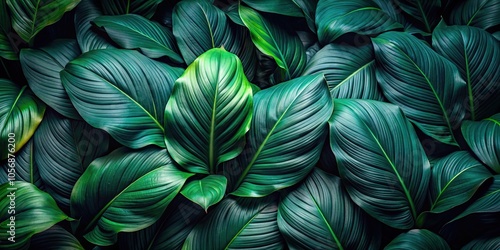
left=462, top=236, right=500, bottom=250
left=99, top=0, right=162, bottom=18
left=29, top=225, right=84, bottom=250
left=231, top=74, right=333, bottom=197
left=181, top=175, right=227, bottom=211
left=329, top=99, right=430, bottom=229
left=278, top=168, right=380, bottom=249
left=0, top=139, right=43, bottom=187
left=385, top=229, right=450, bottom=250
left=71, top=147, right=193, bottom=246
left=61, top=49, right=183, bottom=149
left=372, top=31, right=466, bottom=145
left=462, top=114, right=500, bottom=173
left=446, top=0, right=500, bottom=30
left=75, top=0, right=115, bottom=53
left=372, top=0, right=424, bottom=34
left=0, top=0, right=17, bottom=60
left=165, top=48, right=253, bottom=174
left=396, top=0, right=441, bottom=33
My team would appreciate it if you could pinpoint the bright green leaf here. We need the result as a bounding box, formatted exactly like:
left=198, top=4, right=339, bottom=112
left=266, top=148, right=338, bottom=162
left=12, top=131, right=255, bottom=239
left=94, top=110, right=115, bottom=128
left=181, top=175, right=227, bottom=211
left=462, top=113, right=500, bottom=173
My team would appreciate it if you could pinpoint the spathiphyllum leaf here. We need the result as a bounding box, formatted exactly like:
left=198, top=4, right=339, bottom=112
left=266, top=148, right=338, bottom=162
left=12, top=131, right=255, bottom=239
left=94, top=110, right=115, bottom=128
left=329, top=99, right=430, bottom=229
left=396, top=0, right=441, bottom=33
left=181, top=175, right=227, bottom=211
left=462, top=114, right=500, bottom=173
left=241, top=0, right=304, bottom=17
left=0, top=182, right=68, bottom=250
left=446, top=0, right=500, bottom=30
left=165, top=48, right=253, bottom=174
left=173, top=0, right=256, bottom=79
left=278, top=168, right=380, bottom=249
left=0, top=0, right=17, bottom=60
left=372, top=0, right=424, bottom=34
left=462, top=236, right=500, bottom=250
left=0, top=79, right=45, bottom=160
left=0, top=139, right=43, bottom=187
left=99, top=0, right=163, bottom=18
left=183, top=196, right=284, bottom=249
left=6, top=0, right=80, bottom=43
left=29, top=225, right=84, bottom=250
left=433, top=24, right=500, bottom=120
left=231, top=74, right=333, bottom=197
left=61, top=49, right=183, bottom=149
left=316, top=0, right=403, bottom=44
left=239, top=5, right=306, bottom=81
left=302, top=43, right=384, bottom=100
left=92, top=14, right=183, bottom=63
left=75, top=0, right=115, bottom=53
left=372, top=31, right=466, bottom=146
left=20, top=39, right=82, bottom=120
left=71, top=147, right=193, bottom=246
left=385, top=229, right=450, bottom=250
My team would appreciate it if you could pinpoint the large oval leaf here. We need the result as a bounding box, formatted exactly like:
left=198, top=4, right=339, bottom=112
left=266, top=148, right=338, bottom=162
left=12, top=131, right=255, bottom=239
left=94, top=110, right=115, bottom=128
left=165, top=48, right=253, bottom=174
left=278, top=168, right=380, bottom=249
left=181, top=175, right=227, bottom=211
left=6, top=0, right=80, bottom=43
left=0, top=80, right=45, bottom=160
left=0, top=139, right=43, bottom=187
left=239, top=5, right=306, bottom=81
left=446, top=0, right=500, bottom=30
left=231, top=74, right=333, bottom=197
left=302, top=43, right=384, bottom=100
left=433, top=24, right=500, bottom=120
left=75, top=0, right=115, bottom=53
left=462, top=114, right=500, bottom=173
left=20, top=39, right=81, bottom=120
left=183, top=196, right=284, bottom=249
left=92, top=14, right=183, bottom=63
left=61, top=49, right=183, bottom=149
left=329, top=99, right=430, bottom=229
left=71, top=147, right=193, bottom=246
left=0, top=182, right=68, bottom=250
left=462, top=236, right=500, bottom=250
left=172, top=0, right=256, bottom=79
left=316, top=0, right=403, bottom=44
left=99, top=0, right=163, bottom=18
left=29, top=225, right=84, bottom=250
left=372, top=31, right=466, bottom=146
left=396, top=0, right=441, bottom=33
left=384, top=229, right=450, bottom=250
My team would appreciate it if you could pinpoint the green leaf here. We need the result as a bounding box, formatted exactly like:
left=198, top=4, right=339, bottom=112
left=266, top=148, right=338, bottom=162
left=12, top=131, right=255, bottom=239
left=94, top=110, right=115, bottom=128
left=172, top=0, right=256, bottom=79
left=239, top=5, right=306, bottom=80
left=75, top=0, right=115, bottom=53
left=118, top=196, right=205, bottom=250
left=0, top=182, right=68, bottom=250
left=278, top=168, right=380, bottom=249
left=6, top=0, right=80, bottom=43
left=20, top=39, right=82, bottom=120
left=181, top=175, right=227, bottom=211
left=433, top=24, right=500, bottom=121
left=384, top=229, right=450, bottom=250
left=92, top=14, right=183, bottom=63
left=446, top=0, right=500, bottom=30
left=427, top=151, right=492, bottom=214
left=0, top=139, right=43, bottom=187
left=241, top=0, right=304, bottom=17
left=462, top=236, right=500, bottom=250
left=183, top=196, right=284, bottom=249
left=71, top=147, right=193, bottom=246
left=316, top=0, right=403, bottom=44
left=232, top=74, right=333, bottom=197
left=462, top=114, right=500, bottom=173
left=99, top=0, right=163, bottom=18
left=35, top=109, right=109, bottom=212
left=0, top=0, right=17, bottom=60
left=396, top=0, right=441, bottom=33
left=372, top=31, right=466, bottom=146
left=329, top=99, right=430, bottom=229
left=165, top=48, right=252, bottom=174
left=29, top=225, right=84, bottom=250
left=0, top=79, right=46, bottom=160
left=372, top=0, right=426, bottom=34
left=61, top=49, right=183, bottom=149
left=302, top=43, right=384, bottom=100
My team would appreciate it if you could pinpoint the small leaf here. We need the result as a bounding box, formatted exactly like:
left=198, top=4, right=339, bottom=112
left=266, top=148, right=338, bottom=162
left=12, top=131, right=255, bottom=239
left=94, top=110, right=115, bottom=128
left=181, top=175, right=227, bottom=211
left=462, top=113, right=500, bottom=173
left=384, top=229, right=450, bottom=250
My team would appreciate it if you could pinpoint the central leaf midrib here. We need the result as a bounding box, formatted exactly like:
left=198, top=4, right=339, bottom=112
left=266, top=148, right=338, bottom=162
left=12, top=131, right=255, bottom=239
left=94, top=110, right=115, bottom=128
left=1, top=85, right=27, bottom=133
left=224, top=204, right=269, bottom=249
left=309, top=190, right=344, bottom=250
left=106, top=21, right=172, bottom=52
left=197, top=2, right=215, bottom=48
left=339, top=7, right=381, bottom=18
left=466, top=0, right=489, bottom=26
left=416, top=0, right=431, bottom=32
left=463, top=45, right=475, bottom=120
left=431, top=165, right=479, bottom=211
left=209, top=73, right=219, bottom=174
left=333, top=60, right=373, bottom=91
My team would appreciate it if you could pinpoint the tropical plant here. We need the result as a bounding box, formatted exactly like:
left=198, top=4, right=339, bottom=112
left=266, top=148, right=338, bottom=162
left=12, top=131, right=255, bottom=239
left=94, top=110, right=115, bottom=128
left=0, top=0, right=499, bottom=249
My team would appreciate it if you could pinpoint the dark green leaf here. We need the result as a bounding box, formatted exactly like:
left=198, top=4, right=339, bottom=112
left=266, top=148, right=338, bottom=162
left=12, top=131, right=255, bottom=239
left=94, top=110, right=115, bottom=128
left=384, top=229, right=450, bottom=250
left=462, top=236, right=500, bottom=250
left=232, top=74, right=333, bottom=197
left=0, top=80, right=45, bottom=160
left=6, top=0, right=80, bottom=42
left=329, top=99, right=430, bottom=229
left=71, top=147, right=193, bottom=246
left=92, top=14, right=183, bottom=63
left=372, top=0, right=425, bottom=34
left=0, top=0, right=17, bottom=60
left=278, top=168, right=380, bottom=249
left=99, top=0, right=163, bottom=18
left=165, top=48, right=253, bottom=174
left=183, top=196, right=284, bottom=249
left=239, top=5, right=306, bottom=80
left=0, top=182, right=68, bottom=250
left=462, top=114, right=500, bottom=173
left=446, top=0, right=500, bottom=30
left=29, top=225, right=84, bottom=250
left=316, top=0, right=403, bottom=44
left=433, top=24, right=500, bottom=120
left=20, top=39, right=82, bottom=120
left=372, top=31, right=466, bottom=146
left=241, top=0, right=304, bottom=17
left=181, top=175, right=227, bottom=211
left=302, top=43, right=384, bottom=100
left=396, top=0, right=441, bottom=33
left=0, top=139, right=43, bottom=187
left=61, top=49, right=183, bottom=149
left=75, top=0, right=115, bottom=53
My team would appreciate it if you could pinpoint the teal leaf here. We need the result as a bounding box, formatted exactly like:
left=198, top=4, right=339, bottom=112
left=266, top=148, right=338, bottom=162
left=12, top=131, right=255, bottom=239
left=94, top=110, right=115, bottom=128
left=462, top=113, right=500, bottom=173
left=181, top=175, right=227, bottom=211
